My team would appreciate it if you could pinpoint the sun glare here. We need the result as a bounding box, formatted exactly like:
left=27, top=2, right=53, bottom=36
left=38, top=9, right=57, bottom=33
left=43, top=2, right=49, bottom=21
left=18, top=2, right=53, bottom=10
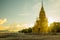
left=48, top=17, right=56, bottom=26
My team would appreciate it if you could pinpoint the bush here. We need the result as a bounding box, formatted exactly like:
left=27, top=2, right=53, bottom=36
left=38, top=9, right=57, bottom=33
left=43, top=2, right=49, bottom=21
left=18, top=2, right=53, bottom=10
left=18, top=28, right=32, bottom=33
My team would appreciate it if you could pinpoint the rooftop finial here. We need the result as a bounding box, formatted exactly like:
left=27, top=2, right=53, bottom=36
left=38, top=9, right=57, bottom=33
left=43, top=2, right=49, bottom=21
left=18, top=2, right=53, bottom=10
left=42, top=0, right=43, bottom=7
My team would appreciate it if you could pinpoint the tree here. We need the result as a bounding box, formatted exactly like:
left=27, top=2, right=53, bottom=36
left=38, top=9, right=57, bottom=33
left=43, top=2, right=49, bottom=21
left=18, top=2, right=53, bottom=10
left=50, top=22, right=60, bottom=33
left=18, top=28, right=32, bottom=33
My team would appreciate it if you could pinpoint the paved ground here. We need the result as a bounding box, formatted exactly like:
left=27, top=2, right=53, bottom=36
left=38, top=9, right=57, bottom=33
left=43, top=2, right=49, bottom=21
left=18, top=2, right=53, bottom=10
left=0, top=33, right=60, bottom=40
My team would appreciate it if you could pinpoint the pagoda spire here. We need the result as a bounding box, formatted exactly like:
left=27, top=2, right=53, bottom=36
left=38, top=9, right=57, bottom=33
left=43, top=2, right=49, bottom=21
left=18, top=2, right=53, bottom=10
left=42, top=0, right=43, bottom=7
left=39, top=0, right=46, bottom=19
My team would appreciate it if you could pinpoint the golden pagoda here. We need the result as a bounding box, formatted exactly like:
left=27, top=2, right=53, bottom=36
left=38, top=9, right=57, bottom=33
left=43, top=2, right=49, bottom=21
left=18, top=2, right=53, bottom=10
left=32, top=2, right=48, bottom=34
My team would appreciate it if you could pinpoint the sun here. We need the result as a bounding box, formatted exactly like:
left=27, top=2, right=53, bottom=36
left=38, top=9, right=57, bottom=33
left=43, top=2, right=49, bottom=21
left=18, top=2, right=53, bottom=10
left=48, top=17, right=56, bottom=26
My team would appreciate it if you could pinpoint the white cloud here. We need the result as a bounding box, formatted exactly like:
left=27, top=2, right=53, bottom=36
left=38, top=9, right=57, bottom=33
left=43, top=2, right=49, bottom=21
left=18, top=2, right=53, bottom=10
left=0, top=18, right=7, bottom=24
left=18, top=13, right=32, bottom=16
left=46, top=0, right=60, bottom=15
left=7, top=22, right=25, bottom=32
left=32, top=1, right=42, bottom=19
left=34, top=0, right=41, bottom=2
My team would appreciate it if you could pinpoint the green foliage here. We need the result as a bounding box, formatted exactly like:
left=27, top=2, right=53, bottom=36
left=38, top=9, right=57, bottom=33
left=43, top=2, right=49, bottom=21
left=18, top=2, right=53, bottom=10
left=56, top=26, right=60, bottom=32
left=51, top=22, right=60, bottom=33
left=18, top=28, right=32, bottom=33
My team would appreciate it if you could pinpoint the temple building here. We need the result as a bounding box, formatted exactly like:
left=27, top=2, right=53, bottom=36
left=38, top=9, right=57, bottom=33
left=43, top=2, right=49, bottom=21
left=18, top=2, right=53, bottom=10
left=49, top=22, right=60, bottom=33
left=32, top=2, right=48, bottom=34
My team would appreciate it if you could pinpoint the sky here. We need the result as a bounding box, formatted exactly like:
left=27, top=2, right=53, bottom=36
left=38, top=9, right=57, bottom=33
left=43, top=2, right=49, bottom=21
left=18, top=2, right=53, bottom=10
left=0, top=0, right=60, bottom=32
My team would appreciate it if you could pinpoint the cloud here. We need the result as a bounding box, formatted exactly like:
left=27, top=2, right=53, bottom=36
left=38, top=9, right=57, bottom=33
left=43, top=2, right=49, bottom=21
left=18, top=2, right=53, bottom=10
left=33, top=0, right=41, bottom=2
left=0, top=18, right=7, bottom=24
left=18, top=13, right=32, bottom=16
left=7, top=22, right=25, bottom=32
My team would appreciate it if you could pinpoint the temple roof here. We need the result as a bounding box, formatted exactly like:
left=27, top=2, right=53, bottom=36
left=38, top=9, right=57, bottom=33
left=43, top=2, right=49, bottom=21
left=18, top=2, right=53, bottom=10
left=39, top=1, right=46, bottom=19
